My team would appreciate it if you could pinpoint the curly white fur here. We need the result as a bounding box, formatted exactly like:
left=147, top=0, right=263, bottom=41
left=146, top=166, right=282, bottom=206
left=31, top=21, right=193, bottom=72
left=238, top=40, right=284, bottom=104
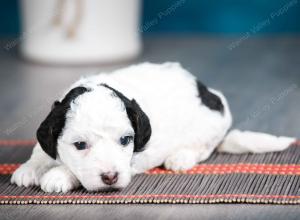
left=11, top=62, right=295, bottom=192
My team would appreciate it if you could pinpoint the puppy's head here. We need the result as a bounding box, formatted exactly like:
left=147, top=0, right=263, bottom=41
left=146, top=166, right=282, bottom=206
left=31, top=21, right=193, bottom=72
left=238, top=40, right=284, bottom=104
left=37, top=84, right=151, bottom=191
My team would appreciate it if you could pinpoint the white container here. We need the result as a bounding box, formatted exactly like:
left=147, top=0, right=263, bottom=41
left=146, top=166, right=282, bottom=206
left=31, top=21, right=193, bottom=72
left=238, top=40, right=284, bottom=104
left=20, top=0, right=141, bottom=64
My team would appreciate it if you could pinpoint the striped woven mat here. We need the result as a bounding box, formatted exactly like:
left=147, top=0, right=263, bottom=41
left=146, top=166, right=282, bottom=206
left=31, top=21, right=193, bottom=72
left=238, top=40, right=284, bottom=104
left=0, top=140, right=300, bottom=205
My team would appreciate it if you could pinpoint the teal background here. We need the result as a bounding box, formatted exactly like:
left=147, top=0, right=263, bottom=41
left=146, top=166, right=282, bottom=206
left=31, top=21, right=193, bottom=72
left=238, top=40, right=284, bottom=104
left=0, top=0, right=300, bottom=36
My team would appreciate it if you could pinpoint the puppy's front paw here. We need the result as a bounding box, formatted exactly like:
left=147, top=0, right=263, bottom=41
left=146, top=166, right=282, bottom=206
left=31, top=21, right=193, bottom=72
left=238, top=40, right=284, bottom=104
left=164, top=150, right=197, bottom=171
left=11, top=163, right=41, bottom=187
left=40, top=166, right=79, bottom=193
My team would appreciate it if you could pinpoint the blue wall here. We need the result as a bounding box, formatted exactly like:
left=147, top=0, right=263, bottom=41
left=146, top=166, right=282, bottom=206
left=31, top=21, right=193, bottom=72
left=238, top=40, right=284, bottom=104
left=1, top=0, right=300, bottom=36
left=143, top=0, right=300, bottom=33
left=0, top=0, right=20, bottom=36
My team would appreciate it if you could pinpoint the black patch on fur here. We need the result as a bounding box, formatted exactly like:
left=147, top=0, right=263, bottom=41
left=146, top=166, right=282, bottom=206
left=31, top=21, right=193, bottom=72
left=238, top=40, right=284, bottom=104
left=36, top=87, right=90, bottom=159
left=196, top=80, right=224, bottom=113
left=101, top=84, right=152, bottom=152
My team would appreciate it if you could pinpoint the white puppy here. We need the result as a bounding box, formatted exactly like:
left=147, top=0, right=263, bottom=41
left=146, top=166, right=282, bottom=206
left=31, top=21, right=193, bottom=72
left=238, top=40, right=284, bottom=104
left=11, top=63, right=295, bottom=193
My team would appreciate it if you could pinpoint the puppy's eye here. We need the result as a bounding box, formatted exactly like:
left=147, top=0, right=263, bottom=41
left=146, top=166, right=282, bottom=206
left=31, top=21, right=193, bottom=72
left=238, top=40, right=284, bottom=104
left=73, top=142, right=88, bottom=150
left=120, top=136, right=133, bottom=146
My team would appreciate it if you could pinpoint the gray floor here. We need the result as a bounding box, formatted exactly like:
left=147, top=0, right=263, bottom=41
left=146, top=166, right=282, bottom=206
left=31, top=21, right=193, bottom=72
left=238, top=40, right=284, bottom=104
left=0, top=35, right=300, bottom=219
left=0, top=35, right=300, bottom=140
left=1, top=204, right=300, bottom=220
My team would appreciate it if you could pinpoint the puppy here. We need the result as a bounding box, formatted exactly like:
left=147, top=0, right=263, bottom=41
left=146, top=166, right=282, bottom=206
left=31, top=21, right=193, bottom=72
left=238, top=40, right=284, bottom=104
left=11, top=63, right=295, bottom=192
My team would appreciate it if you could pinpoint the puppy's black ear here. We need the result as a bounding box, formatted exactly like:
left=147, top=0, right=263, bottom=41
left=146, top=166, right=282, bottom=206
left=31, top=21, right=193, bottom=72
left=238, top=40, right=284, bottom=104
left=37, top=87, right=90, bottom=159
left=126, top=99, right=152, bottom=152
left=36, top=100, right=63, bottom=159
left=101, top=84, right=151, bottom=152
left=51, top=101, right=60, bottom=109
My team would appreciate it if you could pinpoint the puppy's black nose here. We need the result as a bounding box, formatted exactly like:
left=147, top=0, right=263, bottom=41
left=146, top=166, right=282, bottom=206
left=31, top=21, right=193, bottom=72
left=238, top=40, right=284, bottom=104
left=101, top=172, right=118, bottom=185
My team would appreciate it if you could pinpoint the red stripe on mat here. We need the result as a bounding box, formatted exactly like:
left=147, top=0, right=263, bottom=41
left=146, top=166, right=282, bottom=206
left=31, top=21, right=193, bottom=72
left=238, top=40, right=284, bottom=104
left=147, top=164, right=300, bottom=175
left=0, top=140, right=36, bottom=146
left=0, top=194, right=299, bottom=200
left=0, top=164, right=20, bottom=174
left=2, top=164, right=300, bottom=175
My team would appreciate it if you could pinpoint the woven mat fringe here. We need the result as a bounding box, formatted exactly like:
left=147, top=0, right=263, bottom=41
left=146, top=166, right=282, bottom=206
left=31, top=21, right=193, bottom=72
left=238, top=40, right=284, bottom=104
left=0, top=141, right=300, bottom=205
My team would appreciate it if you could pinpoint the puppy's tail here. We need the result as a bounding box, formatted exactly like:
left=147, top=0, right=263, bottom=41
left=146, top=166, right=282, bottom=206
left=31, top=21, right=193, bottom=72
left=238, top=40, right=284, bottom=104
left=218, top=129, right=296, bottom=154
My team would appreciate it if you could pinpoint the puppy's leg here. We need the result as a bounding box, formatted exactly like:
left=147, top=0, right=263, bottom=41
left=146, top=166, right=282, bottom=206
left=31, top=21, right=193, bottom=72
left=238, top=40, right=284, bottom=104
left=164, top=146, right=216, bottom=171
left=131, top=144, right=216, bottom=173
left=131, top=148, right=169, bottom=175
left=40, top=165, right=80, bottom=193
left=11, top=143, right=57, bottom=187
left=132, top=146, right=215, bottom=173
left=164, top=149, right=198, bottom=171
